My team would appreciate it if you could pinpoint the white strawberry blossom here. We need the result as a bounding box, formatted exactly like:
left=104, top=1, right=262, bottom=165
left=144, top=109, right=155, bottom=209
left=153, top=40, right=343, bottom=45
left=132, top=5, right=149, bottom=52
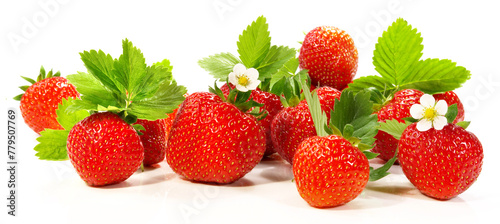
left=228, top=63, right=260, bottom=92
left=410, top=94, right=448, bottom=132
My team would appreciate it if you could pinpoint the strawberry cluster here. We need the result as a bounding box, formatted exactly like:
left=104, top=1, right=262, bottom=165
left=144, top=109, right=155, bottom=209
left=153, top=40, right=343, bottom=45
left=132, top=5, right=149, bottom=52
left=16, top=17, right=482, bottom=208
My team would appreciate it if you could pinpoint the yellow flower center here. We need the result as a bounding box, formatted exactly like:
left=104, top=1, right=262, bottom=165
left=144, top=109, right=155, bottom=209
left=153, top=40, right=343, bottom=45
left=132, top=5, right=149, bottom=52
left=238, top=76, right=249, bottom=86
left=423, top=107, right=437, bottom=120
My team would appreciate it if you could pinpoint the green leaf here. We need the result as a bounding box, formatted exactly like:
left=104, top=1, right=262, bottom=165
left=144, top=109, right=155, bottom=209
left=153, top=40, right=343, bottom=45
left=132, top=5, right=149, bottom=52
left=369, top=153, right=398, bottom=181
left=329, top=91, right=378, bottom=147
left=237, top=16, right=271, bottom=68
left=346, top=75, right=394, bottom=93
left=445, top=104, right=458, bottom=124
left=198, top=52, right=241, bottom=81
left=378, top=119, right=412, bottom=140
left=132, top=64, right=173, bottom=101
left=80, top=49, right=122, bottom=94
left=256, top=45, right=296, bottom=81
left=34, top=129, right=69, bottom=161
left=153, top=59, right=173, bottom=72
left=302, top=81, right=329, bottom=137
left=112, top=39, right=148, bottom=97
left=13, top=94, right=23, bottom=101
left=373, top=18, right=423, bottom=85
left=21, top=76, right=36, bottom=84
left=456, top=121, right=471, bottom=129
left=67, top=72, right=125, bottom=111
left=128, top=80, right=187, bottom=120
left=363, top=151, right=379, bottom=160
left=398, top=58, right=471, bottom=94
left=56, top=98, right=90, bottom=130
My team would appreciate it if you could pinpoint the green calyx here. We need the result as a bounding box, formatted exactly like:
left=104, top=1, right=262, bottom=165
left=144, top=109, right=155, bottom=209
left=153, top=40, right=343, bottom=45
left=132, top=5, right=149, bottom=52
left=209, top=81, right=267, bottom=120
left=13, top=66, right=62, bottom=101
left=346, top=18, right=471, bottom=100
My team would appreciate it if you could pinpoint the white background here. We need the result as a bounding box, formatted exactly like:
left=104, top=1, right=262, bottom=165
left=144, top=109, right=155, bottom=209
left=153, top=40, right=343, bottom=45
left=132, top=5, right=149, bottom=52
left=1, top=0, right=499, bottom=223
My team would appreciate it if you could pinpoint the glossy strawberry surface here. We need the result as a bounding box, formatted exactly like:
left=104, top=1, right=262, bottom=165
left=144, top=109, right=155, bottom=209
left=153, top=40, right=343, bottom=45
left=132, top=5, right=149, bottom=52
left=67, top=112, right=144, bottom=186
left=293, top=135, right=369, bottom=208
left=20, top=76, right=79, bottom=134
left=221, top=84, right=283, bottom=156
left=299, top=26, right=358, bottom=90
left=398, top=123, right=483, bottom=200
left=135, top=119, right=168, bottom=166
left=166, top=92, right=266, bottom=184
left=271, top=86, right=341, bottom=164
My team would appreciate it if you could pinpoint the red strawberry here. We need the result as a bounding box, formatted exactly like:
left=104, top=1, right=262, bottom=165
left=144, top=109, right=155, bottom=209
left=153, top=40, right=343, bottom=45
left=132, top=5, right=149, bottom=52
left=293, top=135, right=370, bottom=208
left=271, top=86, right=341, bottom=164
left=221, top=84, right=283, bottom=156
left=373, top=89, right=465, bottom=161
left=166, top=92, right=266, bottom=184
left=135, top=119, right=167, bottom=166
left=15, top=67, right=79, bottom=134
left=67, top=112, right=144, bottom=186
left=398, top=123, right=483, bottom=200
left=299, top=26, right=358, bottom=90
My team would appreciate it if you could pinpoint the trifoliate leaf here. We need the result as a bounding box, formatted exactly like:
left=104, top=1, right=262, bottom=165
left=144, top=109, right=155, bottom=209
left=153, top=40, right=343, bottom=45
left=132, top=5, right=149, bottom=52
left=398, top=59, right=471, bottom=94
left=34, top=129, right=69, bottom=161
left=237, top=15, right=271, bottom=69
left=56, top=98, right=89, bottom=130
left=132, top=64, right=173, bottom=101
left=198, top=52, right=242, bottom=81
left=67, top=72, right=125, bottom=111
left=373, top=18, right=423, bottom=85
left=378, top=119, right=412, bottom=140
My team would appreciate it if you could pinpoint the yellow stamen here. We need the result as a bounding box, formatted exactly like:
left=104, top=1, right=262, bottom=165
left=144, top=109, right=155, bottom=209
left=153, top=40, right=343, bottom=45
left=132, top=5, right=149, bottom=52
left=424, top=107, right=437, bottom=120
left=238, top=76, right=249, bottom=86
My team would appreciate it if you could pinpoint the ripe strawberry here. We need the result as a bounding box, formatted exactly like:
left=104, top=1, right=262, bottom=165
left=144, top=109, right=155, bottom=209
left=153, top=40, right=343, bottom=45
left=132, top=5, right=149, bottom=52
left=271, top=86, right=341, bottom=164
left=15, top=67, right=79, bottom=134
left=166, top=92, right=266, bottom=184
left=398, top=123, right=483, bottom=200
left=293, top=135, right=370, bottom=208
left=67, top=112, right=144, bottom=186
left=373, top=89, right=465, bottom=161
left=221, top=84, right=283, bottom=156
left=299, top=26, right=358, bottom=90
left=135, top=119, right=167, bottom=166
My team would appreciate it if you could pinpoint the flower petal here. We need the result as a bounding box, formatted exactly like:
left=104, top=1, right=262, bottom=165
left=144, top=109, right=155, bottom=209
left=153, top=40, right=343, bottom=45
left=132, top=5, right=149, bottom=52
left=435, top=100, right=448, bottom=116
left=246, top=79, right=261, bottom=91
left=416, top=119, right=432, bottom=132
left=410, top=104, right=425, bottom=119
left=419, top=94, right=436, bottom=108
left=228, top=72, right=238, bottom=86
left=235, top=84, right=249, bottom=92
left=233, top=63, right=246, bottom=74
left=245, top=68, right=259, bottom=80
left=433, top=116, right=447, bottom=130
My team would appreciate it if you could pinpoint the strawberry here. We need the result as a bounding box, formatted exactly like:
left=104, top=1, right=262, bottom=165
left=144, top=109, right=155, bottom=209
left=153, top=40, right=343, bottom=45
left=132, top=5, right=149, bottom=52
left=271, top=86, right=341, bottom=164
left=373, top=89, right=465, bottom=161
left=134, top=119, right=168, bottom=166
left=398, top=123, right=483, bottom=200
left=294, top=135, right=370, bottom=208
left=67, top=112, right=144, bottom=186
left=221, top=84, right=283, bottom=156
left=166, top=91, right=266, bottom=184
left=293, top=87, right=390, bottom=208
left=299, top=26, right=358, bottom=90
left=15, top=67, right=80, bottom=134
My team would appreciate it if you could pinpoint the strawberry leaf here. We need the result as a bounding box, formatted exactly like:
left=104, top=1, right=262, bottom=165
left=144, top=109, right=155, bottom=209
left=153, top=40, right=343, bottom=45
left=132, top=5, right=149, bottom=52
left=56, top=98, right=90, bottom=130
left=445, top=104, right=458, bottom=123
left=34, top=129, right=69, bottom=161
left=113, top=39, right=148, bottom=98
left=378, top=119, right=411, bottom=140
left=369, top=153, right=398, bottom=181
left=80, top=49, right=122, bottom=94
left=67, top=72, right=125, bottom=111
left=256, top=45, right=296, bottom=82
left=398, top=59, right=471, bottom=94
left=198, top=52, right=242, bottom=81
left=237, top=15, right=271, bottom=69
left=302, top=81, right=329, bottom=137
left=373, top=18, right=423, bottom=86
left=329, top=90, right=378, bottom=148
